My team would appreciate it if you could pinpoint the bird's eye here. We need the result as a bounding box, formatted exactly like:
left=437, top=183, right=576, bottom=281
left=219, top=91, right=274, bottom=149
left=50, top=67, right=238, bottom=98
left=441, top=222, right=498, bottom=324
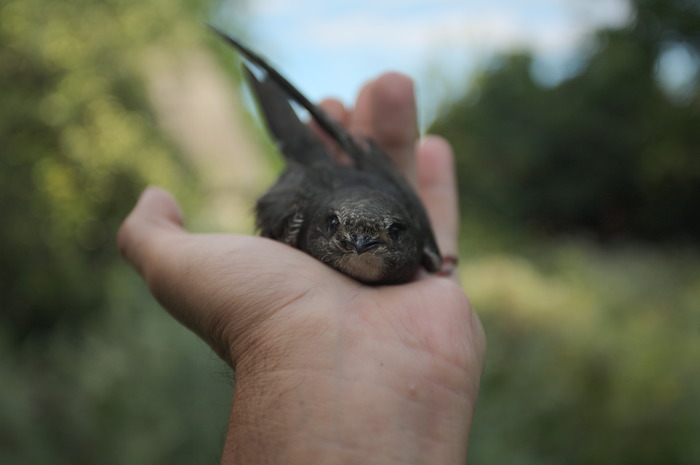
left=327, top=215, right=340, bottom=236
left=388, top=222, right=405, bottom=240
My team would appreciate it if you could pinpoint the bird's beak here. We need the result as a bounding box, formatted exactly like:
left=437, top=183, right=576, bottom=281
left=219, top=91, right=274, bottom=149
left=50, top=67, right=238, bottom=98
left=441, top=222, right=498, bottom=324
left=350, top=235, right=381, bottom=254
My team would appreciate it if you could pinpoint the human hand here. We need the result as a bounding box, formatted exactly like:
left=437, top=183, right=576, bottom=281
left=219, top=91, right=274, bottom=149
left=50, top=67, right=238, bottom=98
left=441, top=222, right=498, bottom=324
left=118, top=73, right=486, bottom=465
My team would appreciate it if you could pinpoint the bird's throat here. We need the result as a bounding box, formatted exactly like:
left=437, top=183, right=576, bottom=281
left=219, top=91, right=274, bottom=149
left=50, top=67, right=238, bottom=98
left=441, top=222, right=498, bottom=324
left=337, top=252, right=387, bottom=283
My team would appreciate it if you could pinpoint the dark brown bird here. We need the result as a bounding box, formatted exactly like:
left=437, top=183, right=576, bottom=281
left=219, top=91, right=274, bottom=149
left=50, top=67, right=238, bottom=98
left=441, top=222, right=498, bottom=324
left=212, top=27, right=442, bottom=284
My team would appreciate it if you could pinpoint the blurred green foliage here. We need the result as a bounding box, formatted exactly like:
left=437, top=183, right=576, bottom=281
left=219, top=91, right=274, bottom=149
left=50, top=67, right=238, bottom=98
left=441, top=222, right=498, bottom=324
left=0, top=0, right=209, bottom=340
left=431, top=0, right=700, bottom=242
left=1, top=0, right=698, bottom=463
left=462, top=242, right=700, bottom=464
left=1, top=0, right=236, bottom=462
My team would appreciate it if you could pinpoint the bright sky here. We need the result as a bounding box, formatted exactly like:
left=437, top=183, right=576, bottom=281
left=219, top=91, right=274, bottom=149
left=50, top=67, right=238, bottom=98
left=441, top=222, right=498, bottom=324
left=215, top=0, right=632, bottom=127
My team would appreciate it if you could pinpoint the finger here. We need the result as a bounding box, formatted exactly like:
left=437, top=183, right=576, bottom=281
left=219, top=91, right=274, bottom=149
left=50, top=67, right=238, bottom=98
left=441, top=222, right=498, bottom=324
left=117, top=186, right=187, bottom=277
left=351, top=73, right=419, bottom=186
left=117, top=187, right=317, bottom=363
left=311, top=98, right=351, bottom=164
left=416, top=136, right=459, bottom=259
left=318, top=98, right=348, bottom=127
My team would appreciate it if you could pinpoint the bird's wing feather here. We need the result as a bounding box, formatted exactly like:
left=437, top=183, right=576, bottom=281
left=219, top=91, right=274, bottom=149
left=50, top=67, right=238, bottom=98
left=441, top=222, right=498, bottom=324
left=243, top=67, right=328, bottom=164
left=210, top=26, right=370, bottom=164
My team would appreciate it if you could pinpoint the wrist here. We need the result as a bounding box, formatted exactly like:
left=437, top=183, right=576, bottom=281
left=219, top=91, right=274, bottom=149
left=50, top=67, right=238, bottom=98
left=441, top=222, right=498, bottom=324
left=223, top=326, right=480, bottom=465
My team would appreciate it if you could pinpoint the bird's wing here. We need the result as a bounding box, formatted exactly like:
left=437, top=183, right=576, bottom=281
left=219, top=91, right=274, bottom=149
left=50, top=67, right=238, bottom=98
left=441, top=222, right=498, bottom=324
left=242, top=66, right=329, bottom=164
left=210, top=26, right=369, bottom=164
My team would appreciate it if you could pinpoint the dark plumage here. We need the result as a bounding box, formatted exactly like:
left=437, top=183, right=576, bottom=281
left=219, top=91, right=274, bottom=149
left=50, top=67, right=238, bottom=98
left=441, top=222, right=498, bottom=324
left=213, top=27, right=442, bottom=284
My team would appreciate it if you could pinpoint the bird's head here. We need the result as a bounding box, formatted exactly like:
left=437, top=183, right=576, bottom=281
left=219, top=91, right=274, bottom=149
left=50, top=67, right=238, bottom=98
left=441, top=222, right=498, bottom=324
left=305, top=189, right=421, bottom=284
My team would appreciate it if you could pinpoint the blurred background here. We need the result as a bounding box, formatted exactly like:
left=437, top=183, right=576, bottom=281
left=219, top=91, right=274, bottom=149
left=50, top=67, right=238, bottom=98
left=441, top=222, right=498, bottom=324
left=1, top=0, right=698, bottom=463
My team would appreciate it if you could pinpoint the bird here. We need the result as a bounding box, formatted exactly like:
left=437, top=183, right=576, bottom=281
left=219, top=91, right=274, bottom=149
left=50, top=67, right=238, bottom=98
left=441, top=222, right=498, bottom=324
left=212, top=27, right=442, bottom=284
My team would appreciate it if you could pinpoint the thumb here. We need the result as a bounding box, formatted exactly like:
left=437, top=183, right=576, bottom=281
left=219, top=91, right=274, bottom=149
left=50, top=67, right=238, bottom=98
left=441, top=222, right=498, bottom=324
left=117, top=186, right=186, bottom=276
